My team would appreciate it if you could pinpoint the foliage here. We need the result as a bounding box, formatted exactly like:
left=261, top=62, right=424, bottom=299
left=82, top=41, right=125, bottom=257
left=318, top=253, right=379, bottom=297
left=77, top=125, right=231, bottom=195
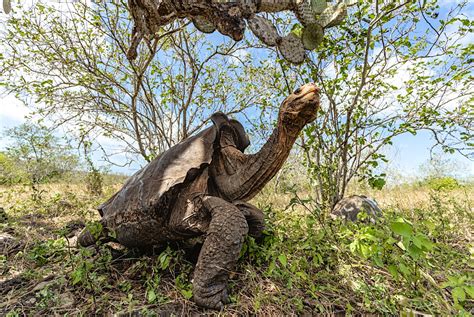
left=261, top=1, right=474, bottom=209
left=0, top=1, right=276, bottom=165
left=83, top=140, right=104, bottom=196
left=85, top=166, right=104, bottom=196
left=423, top=176, right=461, bottom=191
left=240, top=191, right=473, bottom=315
left=1, top=123, right=79, bottom=186
left=0, top=152, right=26, bottom=185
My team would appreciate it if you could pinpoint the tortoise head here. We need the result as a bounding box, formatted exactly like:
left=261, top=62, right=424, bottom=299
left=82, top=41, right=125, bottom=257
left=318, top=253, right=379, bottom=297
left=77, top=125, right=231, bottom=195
left=211, top=112, right=250, bottom=152
left=278, top=83, right=321, bottom=129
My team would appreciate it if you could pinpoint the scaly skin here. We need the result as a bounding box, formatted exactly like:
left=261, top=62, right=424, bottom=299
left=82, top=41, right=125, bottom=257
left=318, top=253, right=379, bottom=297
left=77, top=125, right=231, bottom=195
left=192, top=196, right=248, bottom=309
left=211, top=83, right=321, bottom=201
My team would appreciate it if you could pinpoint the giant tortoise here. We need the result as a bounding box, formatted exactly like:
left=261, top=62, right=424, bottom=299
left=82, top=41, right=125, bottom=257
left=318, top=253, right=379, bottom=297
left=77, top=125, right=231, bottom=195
left=78, top=83, right=321, bottom=309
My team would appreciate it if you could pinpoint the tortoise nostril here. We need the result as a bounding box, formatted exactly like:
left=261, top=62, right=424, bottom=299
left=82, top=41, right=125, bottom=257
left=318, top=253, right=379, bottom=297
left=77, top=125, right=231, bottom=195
left=293, top=87, right=302, bottom=95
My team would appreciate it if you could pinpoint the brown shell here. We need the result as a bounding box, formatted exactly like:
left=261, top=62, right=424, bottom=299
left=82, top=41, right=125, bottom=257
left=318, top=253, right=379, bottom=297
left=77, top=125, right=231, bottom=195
left=99, top=127, right=217, bottom=220
left=331, top=195, right=382, bottom=223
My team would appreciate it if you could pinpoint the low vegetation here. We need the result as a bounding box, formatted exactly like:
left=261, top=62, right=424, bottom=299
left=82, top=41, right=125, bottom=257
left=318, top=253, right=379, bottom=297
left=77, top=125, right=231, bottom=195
left=1, top=178, right=472, bottom=315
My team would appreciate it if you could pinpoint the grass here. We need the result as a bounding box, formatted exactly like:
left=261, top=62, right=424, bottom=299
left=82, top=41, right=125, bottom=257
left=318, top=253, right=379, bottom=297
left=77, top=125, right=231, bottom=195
left=0, top=179, right=473, bottom=316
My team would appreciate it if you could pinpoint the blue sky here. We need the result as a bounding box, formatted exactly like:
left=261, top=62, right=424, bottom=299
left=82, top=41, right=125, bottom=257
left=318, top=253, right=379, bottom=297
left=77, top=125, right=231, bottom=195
left=0, top=0, right=473, bottom=180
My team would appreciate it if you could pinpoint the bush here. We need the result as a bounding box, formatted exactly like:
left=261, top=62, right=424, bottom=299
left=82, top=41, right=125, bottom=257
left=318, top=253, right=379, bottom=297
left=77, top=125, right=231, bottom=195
left=423, top=177, right=460, bottom=191
left=86, top=168, right=103, bottom=196
left=2, top=123, right=79, bottom=185
left=0, top=152, right=27, bottom=185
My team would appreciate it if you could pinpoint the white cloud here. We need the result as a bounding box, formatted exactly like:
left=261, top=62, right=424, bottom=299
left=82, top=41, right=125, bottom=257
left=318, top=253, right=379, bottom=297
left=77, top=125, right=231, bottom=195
left=0, top=94, right=31, bottom=129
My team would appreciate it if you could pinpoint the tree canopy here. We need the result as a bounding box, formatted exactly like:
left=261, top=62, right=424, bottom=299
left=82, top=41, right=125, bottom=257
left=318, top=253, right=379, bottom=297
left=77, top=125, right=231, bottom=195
left=0, top=0, right=472, bottom=207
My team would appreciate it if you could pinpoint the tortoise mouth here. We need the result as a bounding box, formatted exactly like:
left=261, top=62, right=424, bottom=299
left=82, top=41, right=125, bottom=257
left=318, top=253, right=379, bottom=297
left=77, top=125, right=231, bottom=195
left=293, top=84, right=320, bottom=102
left=297, top=88, right=320, bottom=104
left=301, top=89, right=318, bottom=101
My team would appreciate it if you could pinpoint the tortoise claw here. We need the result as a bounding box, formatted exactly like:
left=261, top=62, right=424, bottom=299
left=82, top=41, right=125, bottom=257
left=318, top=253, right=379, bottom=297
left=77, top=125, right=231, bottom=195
left=193, top=288, right=228, bottom=310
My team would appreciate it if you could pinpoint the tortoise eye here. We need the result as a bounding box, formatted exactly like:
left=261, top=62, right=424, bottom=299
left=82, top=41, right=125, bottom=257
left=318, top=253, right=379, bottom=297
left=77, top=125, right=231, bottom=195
left=293, top=87, right=302, bottom=94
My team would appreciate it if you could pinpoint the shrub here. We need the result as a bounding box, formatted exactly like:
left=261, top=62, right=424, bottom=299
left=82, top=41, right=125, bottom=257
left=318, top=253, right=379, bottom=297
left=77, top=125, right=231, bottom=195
left=2, top=123, right=79, bottom=185
left=424, top=177, right=460, bottom=191
left=0, top=152, right=27, bottom=185
left=86, top=167, right=103, bottom=196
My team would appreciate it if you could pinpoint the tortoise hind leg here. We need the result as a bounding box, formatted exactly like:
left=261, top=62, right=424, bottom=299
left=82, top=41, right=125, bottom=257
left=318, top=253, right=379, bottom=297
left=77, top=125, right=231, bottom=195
left=77, top=227, right=97, bottom=247
left=192, top=196, right=248, bottom=309
left=234, top=201, right=265, bottom=239
left=77, top=220, right=113, bottom=247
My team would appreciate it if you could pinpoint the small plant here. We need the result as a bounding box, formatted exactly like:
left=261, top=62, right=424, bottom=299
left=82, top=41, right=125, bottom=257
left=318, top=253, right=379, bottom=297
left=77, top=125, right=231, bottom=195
left=175, top=272, right=193, bottom=300
left=36, top=286, right=57, bottom=309
left=86, top=166, right=103, bottom=196
left=28, top=238, right=67, bottom=266
left=83, top=139, right=104, bottom=196
left=441, top=275, right=474, bottom=310
left=70, top=252, right=94, bottom=286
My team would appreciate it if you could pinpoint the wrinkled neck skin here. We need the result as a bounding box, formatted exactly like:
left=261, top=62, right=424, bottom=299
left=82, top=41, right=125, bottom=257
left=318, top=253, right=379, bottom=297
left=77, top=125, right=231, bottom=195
left=211, top=116, right=305, bottom=202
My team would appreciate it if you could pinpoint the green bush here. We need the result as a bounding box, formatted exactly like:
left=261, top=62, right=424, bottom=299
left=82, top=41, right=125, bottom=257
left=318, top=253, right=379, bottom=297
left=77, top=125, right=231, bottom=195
left=0, top=152, right=27, bottom=185
left=423, top=177, right=460, bottom=191
left=238, top=195, right=473, bottom=315
left=2, top=123, right=79, bottom=185
left=86, top=168, right=103, bottom=196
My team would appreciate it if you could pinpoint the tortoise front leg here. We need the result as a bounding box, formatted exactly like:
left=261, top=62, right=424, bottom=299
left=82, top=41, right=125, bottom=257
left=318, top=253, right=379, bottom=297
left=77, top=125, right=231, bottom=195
left=192, top=196, right=248, bottom=309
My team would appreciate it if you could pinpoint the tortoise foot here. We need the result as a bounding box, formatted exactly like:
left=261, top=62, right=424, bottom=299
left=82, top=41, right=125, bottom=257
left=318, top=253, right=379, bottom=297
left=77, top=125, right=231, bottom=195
left=193, top=287, right=229, bottom=310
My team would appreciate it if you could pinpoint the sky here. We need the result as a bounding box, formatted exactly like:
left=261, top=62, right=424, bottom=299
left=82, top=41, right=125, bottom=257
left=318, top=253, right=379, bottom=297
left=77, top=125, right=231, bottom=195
left=0, top=0, right=473, bottom=180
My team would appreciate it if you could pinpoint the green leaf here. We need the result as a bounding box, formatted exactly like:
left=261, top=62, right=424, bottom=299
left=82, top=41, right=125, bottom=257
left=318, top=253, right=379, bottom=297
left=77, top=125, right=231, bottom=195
left=296, top=271, right=308, bottom=280
left=180, top=289, right=193, bottom=300
left=406, top=127, right=417, bottom=135
left=452, top=287, right=466, bottom=304
left=373, top=255, right=383, bottom=267
left=390, top=221, right=413, bottom=237
left=464, top=285, right=474, bottom=299
left=370, top=178, right=386, bottom=190
left=267, top=260, right=276, bottom=275
left=413, top=234, right=434, bottom=251
left=108, top=229, right=117, bottom=239
left=147, top=289, right=157, bottom=303
left=412, top=235, right=423, bottom=248
left=388, top=265, right=399, bottom=279
left=398, top=263, right=411, bottom=277
left=407, top=244, right=423, bottom=259
left=278, top=254, right=288, bottom=267
left=159, top=254, right=170, bottom=270
left=71, top=269, right=84, bottom=285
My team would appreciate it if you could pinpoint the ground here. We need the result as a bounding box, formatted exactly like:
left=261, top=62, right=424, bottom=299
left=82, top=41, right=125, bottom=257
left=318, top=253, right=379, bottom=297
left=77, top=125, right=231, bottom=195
left=1, top=178, right=473, bottom=316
